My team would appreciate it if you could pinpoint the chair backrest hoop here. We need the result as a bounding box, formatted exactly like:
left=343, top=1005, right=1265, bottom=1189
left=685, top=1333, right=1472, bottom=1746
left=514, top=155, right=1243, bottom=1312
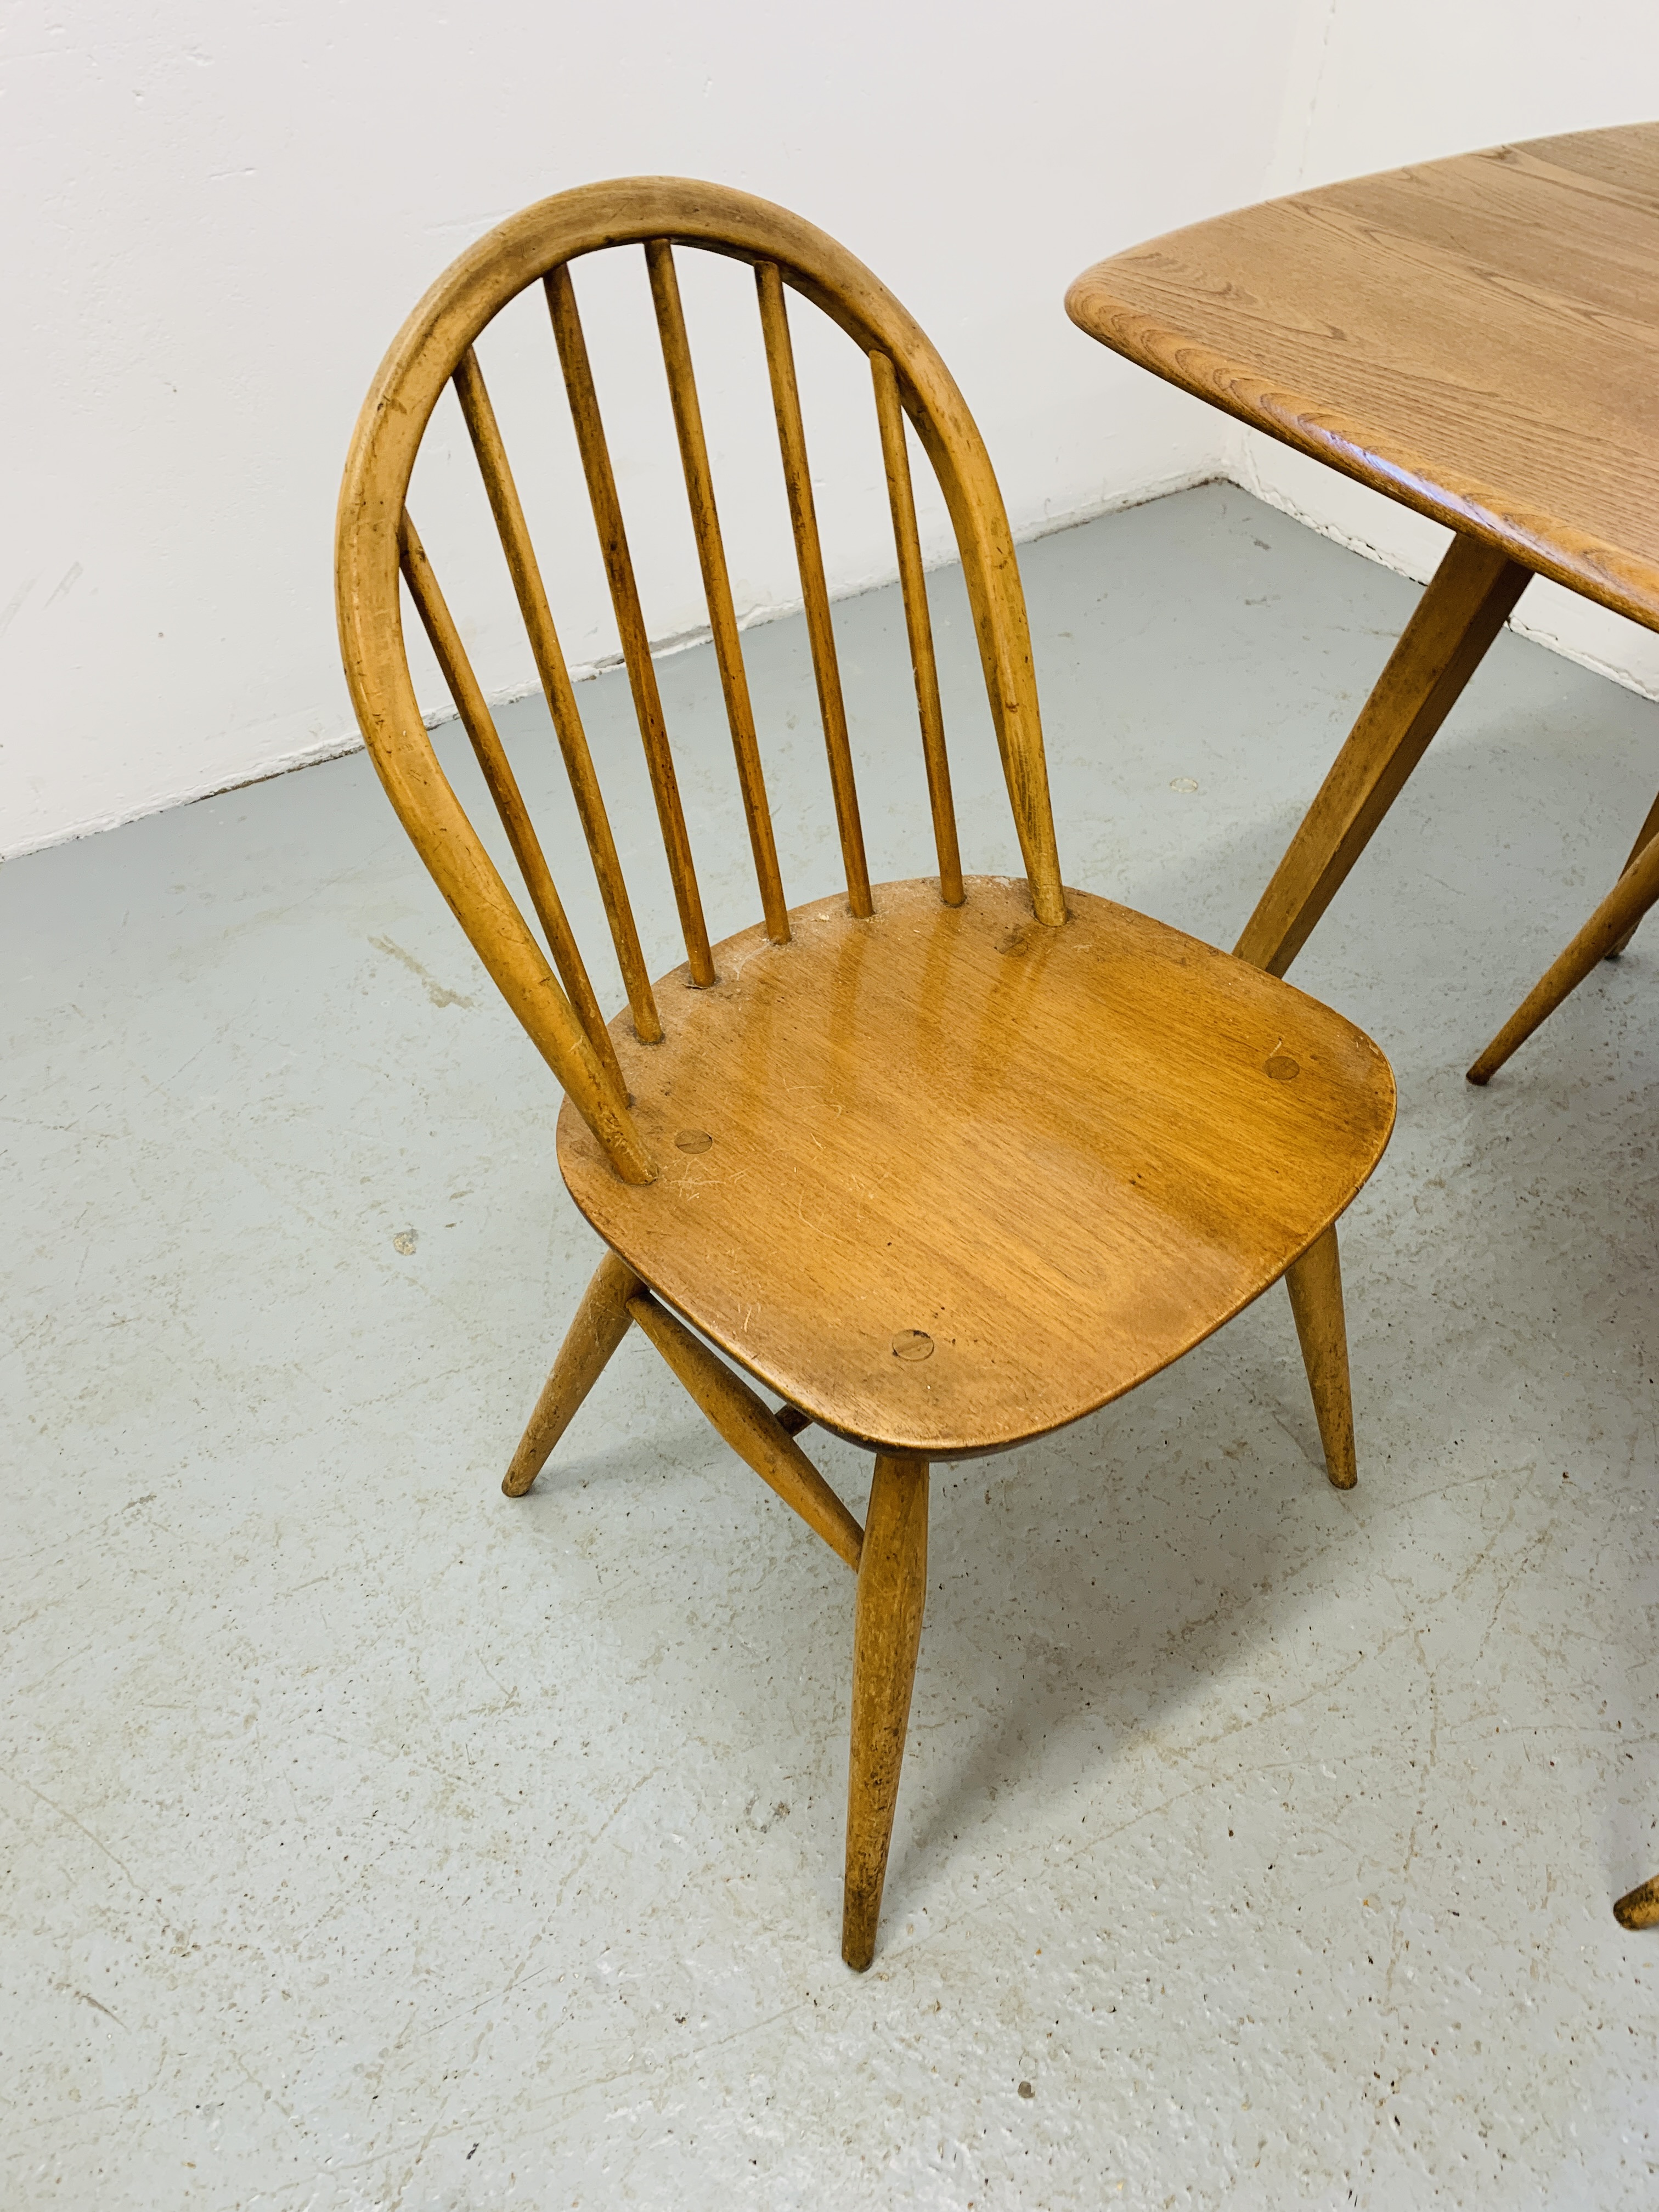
left=336, top=178, right=1065, bottom=1182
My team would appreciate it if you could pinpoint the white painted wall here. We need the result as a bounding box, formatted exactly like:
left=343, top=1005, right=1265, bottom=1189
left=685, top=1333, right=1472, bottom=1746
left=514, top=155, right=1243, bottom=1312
left=1, top=0, right=1304, bottom=859
left=7, top=1, right=1659, bottom=860
left=1238, top=0, right=1659, bottom=699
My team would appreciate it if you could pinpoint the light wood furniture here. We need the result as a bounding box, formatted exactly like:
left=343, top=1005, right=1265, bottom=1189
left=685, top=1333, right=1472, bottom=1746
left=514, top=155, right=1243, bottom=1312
left=1616, top=1872, right=1659, bottom=1931
left=337, top=178, right=1396, bottom=1969
left=1066, top=125, right=1659, bottom=1079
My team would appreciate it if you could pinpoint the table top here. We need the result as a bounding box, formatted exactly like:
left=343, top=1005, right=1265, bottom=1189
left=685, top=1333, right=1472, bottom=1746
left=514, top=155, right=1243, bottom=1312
left=1066, top=125, right=1659, bottom=632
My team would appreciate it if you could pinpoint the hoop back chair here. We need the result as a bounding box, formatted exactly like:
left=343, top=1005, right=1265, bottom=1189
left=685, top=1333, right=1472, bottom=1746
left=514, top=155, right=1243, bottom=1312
left=335, top=178, right=1396, bottom=1970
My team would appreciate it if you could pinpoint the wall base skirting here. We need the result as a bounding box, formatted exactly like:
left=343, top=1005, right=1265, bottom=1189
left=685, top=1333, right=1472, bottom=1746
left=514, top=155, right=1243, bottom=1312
left=2, top=468, right=1226, bottom=866
left=9, top=462, right=1654, bottom=867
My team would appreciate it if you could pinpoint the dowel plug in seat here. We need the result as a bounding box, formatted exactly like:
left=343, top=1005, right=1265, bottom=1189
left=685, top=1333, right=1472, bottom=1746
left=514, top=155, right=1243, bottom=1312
left=335, top=176, right=1396, bottom=1972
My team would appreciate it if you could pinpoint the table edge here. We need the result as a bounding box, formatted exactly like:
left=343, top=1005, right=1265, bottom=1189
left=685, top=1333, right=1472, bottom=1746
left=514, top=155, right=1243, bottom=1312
left=1064, top=254, right=1659, bottom=637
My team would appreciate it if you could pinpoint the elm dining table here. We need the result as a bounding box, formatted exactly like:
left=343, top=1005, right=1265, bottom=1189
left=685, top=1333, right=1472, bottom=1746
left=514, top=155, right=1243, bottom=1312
left=1065, top=123, right=1659, bottom=1087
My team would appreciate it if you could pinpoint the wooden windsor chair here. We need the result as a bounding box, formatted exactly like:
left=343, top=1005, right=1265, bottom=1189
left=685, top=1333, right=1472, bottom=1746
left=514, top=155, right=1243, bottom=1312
left=335, top=177, right=1397, bottom=1970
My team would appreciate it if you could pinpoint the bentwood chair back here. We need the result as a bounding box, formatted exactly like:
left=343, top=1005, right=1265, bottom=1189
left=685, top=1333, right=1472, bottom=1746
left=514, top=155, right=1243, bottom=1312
left=336, top=178, right=1396, bottom=1968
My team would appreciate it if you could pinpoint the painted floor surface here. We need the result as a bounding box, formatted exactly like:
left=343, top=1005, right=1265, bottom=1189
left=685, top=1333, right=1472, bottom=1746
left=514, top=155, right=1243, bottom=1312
left=5, top=486, right=1658, bottom=2209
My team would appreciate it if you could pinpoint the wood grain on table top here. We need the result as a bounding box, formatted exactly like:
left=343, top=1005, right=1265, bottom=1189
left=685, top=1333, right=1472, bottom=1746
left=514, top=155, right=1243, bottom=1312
left=1065, top=125, right=1659, bottom=630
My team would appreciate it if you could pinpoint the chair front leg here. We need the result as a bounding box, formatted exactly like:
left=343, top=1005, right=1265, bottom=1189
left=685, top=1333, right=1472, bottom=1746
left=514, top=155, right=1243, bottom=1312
left=1284, top=1225, right=1358, bottom=1490
left=843, top=1452, right=929, bottom=1970
left=503, top=1250, right=640, bottom=1497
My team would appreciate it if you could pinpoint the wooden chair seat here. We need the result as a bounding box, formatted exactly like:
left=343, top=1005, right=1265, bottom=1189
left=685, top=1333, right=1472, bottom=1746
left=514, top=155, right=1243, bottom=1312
left=561, top=876, right=1395, bottom=1458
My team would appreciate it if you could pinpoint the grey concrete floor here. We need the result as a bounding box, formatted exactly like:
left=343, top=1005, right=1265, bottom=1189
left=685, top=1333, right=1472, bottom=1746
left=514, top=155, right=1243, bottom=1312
left=5, top=483, right=1659, bottom=2210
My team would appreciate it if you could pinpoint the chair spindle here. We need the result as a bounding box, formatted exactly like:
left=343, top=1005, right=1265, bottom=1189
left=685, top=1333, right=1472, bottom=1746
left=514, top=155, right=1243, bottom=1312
left=398, top=511, right=625, bottom=1097
left=755, top=262, right=872, bottom=919
left=644, top=238, right=791, bottom=945
left=871, top=351, right=964, bottom=906
left=544, top=264, right=717, bottom=988
left=452, top=347, right=664, bottom=1043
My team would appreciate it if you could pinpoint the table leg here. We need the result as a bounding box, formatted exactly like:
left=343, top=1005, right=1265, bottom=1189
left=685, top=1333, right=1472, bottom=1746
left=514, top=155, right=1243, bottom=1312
left=1465, top=821, right=1659, bottom=1084
left=1464, top=785, right=1659, bottom=1088
left=1606, top=788, right=1659, bottom=958
left=1234, top=533, right=1531, bottom=977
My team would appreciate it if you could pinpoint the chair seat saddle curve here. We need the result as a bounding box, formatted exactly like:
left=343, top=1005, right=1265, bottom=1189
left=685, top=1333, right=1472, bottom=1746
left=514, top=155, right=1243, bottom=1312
left=335, top=176, right=1396, bottom=1971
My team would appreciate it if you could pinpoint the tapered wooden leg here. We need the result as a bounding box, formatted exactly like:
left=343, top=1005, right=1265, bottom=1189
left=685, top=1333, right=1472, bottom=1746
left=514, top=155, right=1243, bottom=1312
left=1605, top=787, right=1659, bottom=958
left=1284, top=1226, right=1357, bottom=1490
left=1234, top=534, right=1531, bottom=977
left=1467, top=827, right=1659, bottom=1085
left=1614, top=1873, right=1659, bottom=1929
left=503, top=1250, right=640, bottom=1496
left=843, top=1453, right=929, bottom=1971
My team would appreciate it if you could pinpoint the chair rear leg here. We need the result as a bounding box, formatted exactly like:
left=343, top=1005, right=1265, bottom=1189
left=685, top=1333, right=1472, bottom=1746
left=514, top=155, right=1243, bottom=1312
left=843, top=1452, right=929, bottom=1970
left=504, top=1250, right=640, bottom=1497
left=1284, top=1226, right=1357, bottom=1490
